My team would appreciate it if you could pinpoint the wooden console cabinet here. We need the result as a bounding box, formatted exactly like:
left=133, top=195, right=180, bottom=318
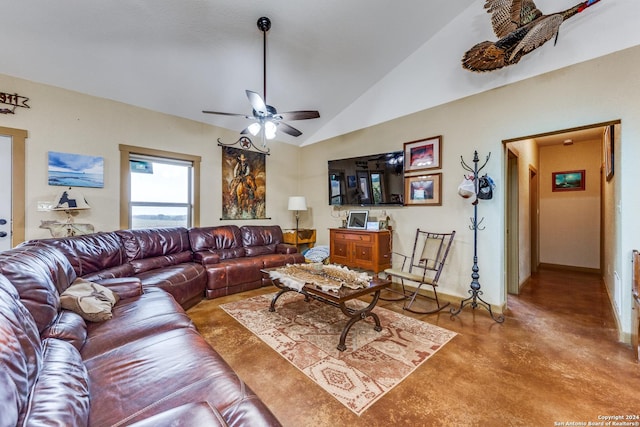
left=329, top=228, right=391, bottom=274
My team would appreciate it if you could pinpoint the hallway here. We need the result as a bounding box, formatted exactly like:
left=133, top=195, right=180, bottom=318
left=188, top=268, right=640, bottom=426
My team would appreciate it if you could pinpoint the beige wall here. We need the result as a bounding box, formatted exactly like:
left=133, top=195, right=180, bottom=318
left=539, top=140, right=601, bottom=269
left=301, top=45, right=640, bottom=340
left=0, top=74, right=301, bottom=240
left=1, top=45, right=639, bottom=341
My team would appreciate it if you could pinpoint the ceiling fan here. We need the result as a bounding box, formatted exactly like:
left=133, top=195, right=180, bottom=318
left=203, top=16, right=320, bottom=143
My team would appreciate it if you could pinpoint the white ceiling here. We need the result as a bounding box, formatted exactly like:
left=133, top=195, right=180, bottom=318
left=1, top=1, right=637, bottom=146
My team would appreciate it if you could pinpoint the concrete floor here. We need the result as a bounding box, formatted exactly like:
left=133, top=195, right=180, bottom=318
left=188, top=268, right=640, bottom=426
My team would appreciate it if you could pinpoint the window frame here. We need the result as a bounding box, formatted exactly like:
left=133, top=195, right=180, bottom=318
left=119, top=144, right=201, bottom=230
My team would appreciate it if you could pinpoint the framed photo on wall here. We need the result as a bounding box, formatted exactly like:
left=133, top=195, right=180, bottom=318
left=552, top=170, right=585, bottom=192
left=404, top=135, right=441, bottom=173
left=48, top=151, right=104, bottom=188
left=404, top=173, right=442, bottom=206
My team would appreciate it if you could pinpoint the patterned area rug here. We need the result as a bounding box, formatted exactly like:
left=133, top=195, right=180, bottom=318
left=220, top=292, right=456, bottom=415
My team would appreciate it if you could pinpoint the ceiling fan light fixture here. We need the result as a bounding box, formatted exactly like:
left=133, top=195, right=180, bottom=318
left=248, top=122, right=261, bottom=136
left=202, top=16, right=319, bottom=142
left=265, top=121, right=277, bottom=140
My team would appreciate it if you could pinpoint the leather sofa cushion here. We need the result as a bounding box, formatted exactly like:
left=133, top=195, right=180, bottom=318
left=41, top=311, right=87, bottom=352
left=127, top=402, right=227, bottom=427
left=193, top=250, right=221, bottom=265
left=135, top=263, right=206, bottom=307
left=245, top=244, right=277, bottom=257
left=189, top=225, right=243, bottom=252
left=84, top=327, right=276, bottom=426
left=211, top=247, right=246, bottom=260
left=81, top=287, right=194, bottom=360
left=117, top=227, right=192, bottom=262
left=241, top=225, right=284, bottom=257
left=23, top=338, right=90, bottom=427
left=25, top=232, right=126, bottom=277
left=81, top=263, right=135, bottom=282
left=130, top=251, right=193, bottom=274
left=0, top=245, right=71, bottom=332
left=0, top=282, right=42, bottom=426
left=94, top=277, right=143, bottom=300
left=261, top=252, right=305, bottom=268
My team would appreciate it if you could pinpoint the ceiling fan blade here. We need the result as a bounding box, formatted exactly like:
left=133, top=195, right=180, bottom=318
left=278, top=122, right=303, bottom=137
left=202, top=110, right=247, bottom=117
left=246, top=90, right=268, bottom=115
left=278, top=110, right=320, bottom=121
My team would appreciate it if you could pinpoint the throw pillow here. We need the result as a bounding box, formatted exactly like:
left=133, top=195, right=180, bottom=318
left=60, top=278, right=120, bottom=322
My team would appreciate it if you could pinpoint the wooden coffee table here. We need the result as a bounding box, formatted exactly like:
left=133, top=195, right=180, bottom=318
left=263, top=267, right=391, bottom=351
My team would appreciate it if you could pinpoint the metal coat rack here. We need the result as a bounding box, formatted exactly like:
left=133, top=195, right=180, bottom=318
left=450, top=151, right=505, bottom=323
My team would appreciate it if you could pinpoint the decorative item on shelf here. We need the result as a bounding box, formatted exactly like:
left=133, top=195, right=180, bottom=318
left=41, top=187, right=94, bottom=237
left=450, top=151, right=504, bottom=323
left=52, top=187, right=91, bottom=222
left=462, top=0, right=603, bottom=72
left=287, top=196, right=307, bottom=246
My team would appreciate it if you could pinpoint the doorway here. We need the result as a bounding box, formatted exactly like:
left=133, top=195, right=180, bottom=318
left=529, top=167, right=539, bottom=274
left=0, top=126, right=27, bottom=248
left=504, top=121, right=619, bottom=299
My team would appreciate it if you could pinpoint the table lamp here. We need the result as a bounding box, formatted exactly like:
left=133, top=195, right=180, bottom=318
left=287, top=196, right=307, bottom=246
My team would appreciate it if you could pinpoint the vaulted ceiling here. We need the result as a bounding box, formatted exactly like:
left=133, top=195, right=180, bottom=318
left=2, top=1, right=638, bottom=145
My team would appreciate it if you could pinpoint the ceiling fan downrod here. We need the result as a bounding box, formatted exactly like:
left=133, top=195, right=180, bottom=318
left=257, top=17, right=271, bottom=104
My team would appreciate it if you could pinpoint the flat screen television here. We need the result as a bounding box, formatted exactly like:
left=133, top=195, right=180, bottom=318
left=328, top=150, right=404, bottom=206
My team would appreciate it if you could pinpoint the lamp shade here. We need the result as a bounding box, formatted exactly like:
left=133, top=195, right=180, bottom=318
left=53, top=187, right=91, bottom=211
left=288, top=196, right=307, bottom=211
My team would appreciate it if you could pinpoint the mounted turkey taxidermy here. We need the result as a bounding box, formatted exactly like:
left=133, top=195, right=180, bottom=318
left=462, top=0, right=601, bottom=72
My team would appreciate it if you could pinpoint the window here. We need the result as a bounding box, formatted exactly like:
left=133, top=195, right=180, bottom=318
left=119, top=145, right=200, bottom=229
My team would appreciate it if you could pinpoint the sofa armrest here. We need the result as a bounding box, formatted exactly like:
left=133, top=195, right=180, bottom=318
left=276, top=243, right=298, bottom=254
left=193, top=251, right=221, bottom=265
left=95, top=277, right=143, bottom=299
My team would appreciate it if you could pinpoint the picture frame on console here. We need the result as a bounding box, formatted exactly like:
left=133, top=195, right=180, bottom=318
left=404, top=135, right=442, bottom=173
left=347, top=210, right=369, bottom=229
left=404, top=173, right=442, bottom=206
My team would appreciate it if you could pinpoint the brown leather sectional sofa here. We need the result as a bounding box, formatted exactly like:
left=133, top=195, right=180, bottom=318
left=0, top=224, right=302, bottom=426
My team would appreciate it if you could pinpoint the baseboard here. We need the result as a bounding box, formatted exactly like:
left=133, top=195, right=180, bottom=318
left=385, top=282, right=505, bottom=315
left=539, top=263, right=600, bottom=275
left=519, top=276, right=531, bottom=292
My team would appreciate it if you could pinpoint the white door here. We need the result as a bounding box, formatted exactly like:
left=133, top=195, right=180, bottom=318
left=0, top=135, right=12, bottom=251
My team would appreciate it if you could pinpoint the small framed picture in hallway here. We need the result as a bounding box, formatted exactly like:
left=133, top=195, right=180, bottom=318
left=552, top=170, right=585, bottom=192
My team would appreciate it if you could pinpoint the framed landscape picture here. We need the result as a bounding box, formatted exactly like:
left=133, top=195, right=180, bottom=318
left=48, top=151, right=104, bottom=188
left=404, top=173, right=441, bottom=206
left=404, top=135, right=441, bottom=173
left=552, top=170, right=585, bottom=192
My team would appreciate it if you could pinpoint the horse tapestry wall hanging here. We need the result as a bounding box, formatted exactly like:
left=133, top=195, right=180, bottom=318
left=221, top=146, right=267, bottom=220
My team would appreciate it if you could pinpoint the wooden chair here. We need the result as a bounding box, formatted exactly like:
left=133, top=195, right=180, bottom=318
left=383, top=229, right=455, bottom=314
